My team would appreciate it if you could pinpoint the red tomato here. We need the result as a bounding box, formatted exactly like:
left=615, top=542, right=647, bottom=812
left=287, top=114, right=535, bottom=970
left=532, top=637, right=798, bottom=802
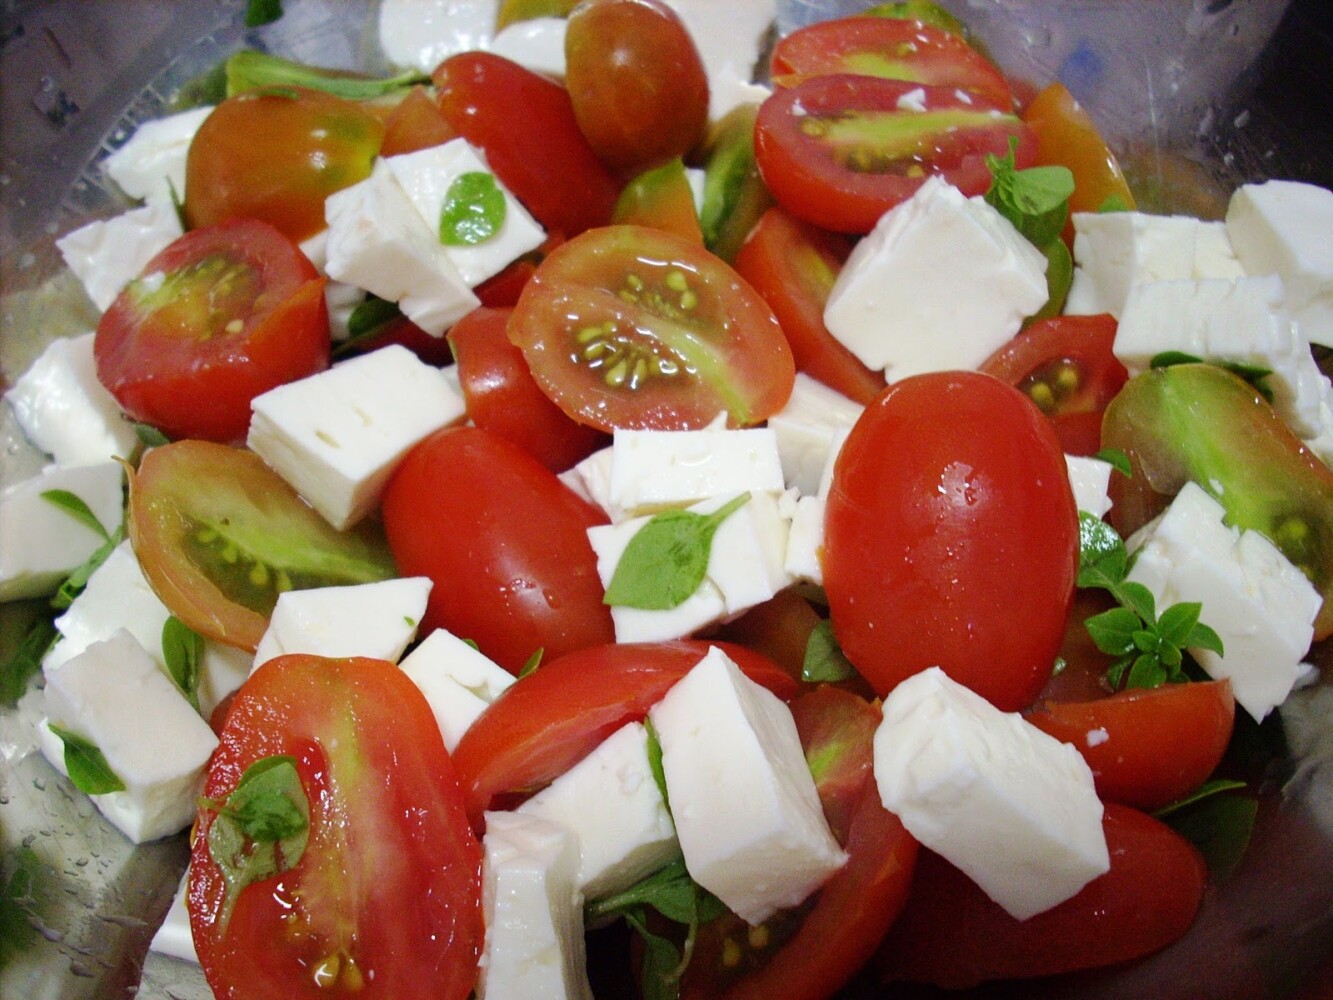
left=732, top=206, right=886, bottom=405
left=433, top=52, right=621, bottom=237
left=95, top=219, right=329, bottom=442
left=1023, top=81, right=1137, bottom=220
left=824, top=371, right=1079, bottom=711
left=1026, top=680, right=1236, bottom=812
left=475, top=234, right=565, bottom=308
left=978, top=313, right=1128, bottom=456
left=379, top=85, right=457, bottom=157
left=508, top=224, right=795, bottom=430
left=875, top=803, right=1207, bottom=989
left=189, top=655, right=482, bottom=1000
left=754, top=74, right=1036, bottom=234
left=714, top=589, right=825, bottom=683
left=450, top=640, right=800, bottom=829
left=380, top=426, right=614, bottom=673
left=448, top=305, right=609, bottom=471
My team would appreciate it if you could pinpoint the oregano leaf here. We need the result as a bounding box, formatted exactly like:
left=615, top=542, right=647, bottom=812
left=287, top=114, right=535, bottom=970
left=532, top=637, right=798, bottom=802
left=40, top=490, right=111, bottom=542
left=440, top=172, right=507, bottom=246
left=49, top=725, right=126, bottom=795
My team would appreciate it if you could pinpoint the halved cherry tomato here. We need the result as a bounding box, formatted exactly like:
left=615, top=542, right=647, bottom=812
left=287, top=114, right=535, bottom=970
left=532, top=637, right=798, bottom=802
left=380, top=426, right=614, bottom=673
left=732, top=205, right=886, bottom=404
left=754, top=74, right=1036, bottom=234
left=379, top=85, right=457, bottom=157
left=1023, top=81, right=1136, bottom=219
left=128, top=440, right=397, bottom=652
left=613, top=158, right=705, bottom=243
left=95, top=219, right=329, bottom=443
left=185, top=87, right=383, bottom=243
left=190, top=655, right=482, bottom=1000
left=508, top=224, right=795, bottom=430
left=875, top=803, right=1207, bottom=989
left=824, top=371, right=1079, bottom=711
left=978, top=312, right=1128, bottom=456
left=448, top=305, right=609, bottom=471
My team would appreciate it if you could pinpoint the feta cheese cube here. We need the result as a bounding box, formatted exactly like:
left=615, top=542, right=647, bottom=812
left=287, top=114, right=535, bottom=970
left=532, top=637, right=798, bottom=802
left=823, top=176, right=1048, bottom=381
left=56, top=200, right=183, bottom=311
left=149, top=870, right=198, bottom=965
left=562, top=446, right=619, bottom=521
left=608, top=425, right=786, bottom=516
left=248, top=344, right=466, bottom=529
left=298, top=228, right=367, bottom=342
left=397, top=627, right=516, bottom=751
left=873, top=666, right=1109, bottom=920
left=663, top=0, right=776, bottom=121
left=784, top=494, right=826, bottom=585
left=491, top=18, right=568, bottom=78
left=648, top=646, right=846, bottom=924
left=766, top=373, right=864, bottom=498
left=103, top=106, right=213, bottom=207
left=1125, top=482, right=1322, bottom=721
left=1064, top=454, right=1113, bottom=519
left=378, top=0, right=498, bottom=74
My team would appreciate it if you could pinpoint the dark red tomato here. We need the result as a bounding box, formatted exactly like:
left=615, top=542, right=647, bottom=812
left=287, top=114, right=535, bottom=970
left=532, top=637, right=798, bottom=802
left=1041, top=588, right=1119, bottom=703
left=449, top=640, right=800, bottom=829
left=381, top=426, right=614, bottom=673
left=189, top=655, right=482, bottom=1000
left=448, top=305, right=609, bottom=471
left=754, top=74, right=1036, bottom=234
left=732, top=206, right=886, bottom=405
left=565, top=0, right=709, bottom=172
left=1026, top=680, right=1236, bottom=812
left=185, top=87, right=383, bottom=243
left=379, top=85, right=457, bottom=157
left=979, top=313, right=1128, bottom=456
left=875, top=803, right=1207, bottom=989
left=95, top=219, right=328, bottom=443
left=508, top=224, right=795, bottom=430
left=771, top=16, right=1015, bottom=111
left=714, top=588, right=825, bottom=683
left=612, top=157, right=705, bottom=243
left=433, top=52, right=620, bottom=237
left=824, top=371, right=1079, bottom=711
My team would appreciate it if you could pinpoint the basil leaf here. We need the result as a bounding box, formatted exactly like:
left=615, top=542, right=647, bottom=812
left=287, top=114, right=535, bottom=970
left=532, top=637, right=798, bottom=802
left=440, top=172, right=507, bottom=246
left=518, top=647, right=544, bottom=678
left=1077, top=511, right=1127, bottom=587
left=802, top=619, right=855, bottom=683
left=48, top=725, right=126, bottom=795
left=1, top=617, right=57, bottom=706
left=135, top=422, right=171, bottom=449
left=625, top=908, right=684, bottom=1000
left=50, top=524, right=126, bottom=612
left=161, top=616, right=204, bottom=713
left=225, top=50, right=427, bottom=100
left=985, top=139, right=1074, bottom=248
left=244, top=0, right=284, bottom=27
left=644, top=719, right=670, bottom=813
left=332, top=295, right=404, bottom=360
left=1094, top=447, right=1133, bottom=477
left=40, top=490, right=111, bottom=542
left=1161, top=791, right=1257, bottom=882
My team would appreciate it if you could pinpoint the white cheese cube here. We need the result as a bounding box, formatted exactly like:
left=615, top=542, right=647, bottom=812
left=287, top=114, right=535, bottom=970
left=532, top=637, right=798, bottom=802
left=56, top=200, right=183, bottom=311
left=378, top=0, right=498, bottom=74
left=1301, top=392, right=1333, bottom=469
left=0, top=461, right=123, bottom=601
left=1227, top=180, right=1333, bottom=348
left=563, top=446, right=620, bottom=521
left=784, top=494, right=826, bottom=585
left=42, top=630, right=219, bottom=843
left=248, top=344, right=466, bottom=529
left=1064, top=454, right=1113, bottom=519
left=4, top=332, right=139, bottom=467
left=252, top=577, right=433, bottom=672
left=873, top=666, right=1109, bottom=920
left=648, top=646, right=846, bottom=924
left=324, top=159, right=480, bottom=336
left=663, top=0, right=776, bottom=121
left=1125, top=482, right=1321, bottom=721
left=766, top=373, right=864, bottom=498
left=104, top=106, right=213, bottom=207
left=397, top=627, right=516, bottom=751
left=609, top=425, right=786, bottom=516
left=479, top=810, right=594, bottom=1000
left=518, top=722, right=680, bottom=900
left=823, top=176, right=1048, bottom=381
left=491, top=18, right=568, bottom=78
left=298, top=228, right=367, bottom=342
left=149, top=870, right=198, bottom=965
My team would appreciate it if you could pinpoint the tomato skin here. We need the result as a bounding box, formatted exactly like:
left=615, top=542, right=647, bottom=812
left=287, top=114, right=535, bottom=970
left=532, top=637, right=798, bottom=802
left=1026, top=680, right=1236, bottom=812
left=379, top=85, right=457, bottom=157
left=1023, top=81, right=1136, bottom=221
left=190, top=655, right=482, bottom=1000
left=612, top=157, right=705, bottom=244
left=824, top=371, right=1079, bottom=711
left=95, top=218, right=329, bottom=443
left=381, top=426, right=614, bottom=673
left=875, top=803, right=1207, bottom=989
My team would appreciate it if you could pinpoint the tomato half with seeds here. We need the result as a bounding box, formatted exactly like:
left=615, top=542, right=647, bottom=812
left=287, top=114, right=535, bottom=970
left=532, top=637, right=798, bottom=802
left=508, top=224, right=795, bottom=430
left=190, top=655, right=482, bottom=1000
left=129, top=440, right=398, bottom=652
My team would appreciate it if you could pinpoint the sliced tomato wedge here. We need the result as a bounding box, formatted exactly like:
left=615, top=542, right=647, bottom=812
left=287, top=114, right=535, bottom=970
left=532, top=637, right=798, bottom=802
left=613, top=157, right=706, bottom=244
left=1023, top=81, right=1137, bottom=220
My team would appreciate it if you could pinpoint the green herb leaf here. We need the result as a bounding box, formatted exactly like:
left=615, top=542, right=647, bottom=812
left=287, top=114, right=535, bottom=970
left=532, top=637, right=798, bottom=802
left=1, top=616, right=58, bottom=706
left=162, top=616, right=204, bottom=713
left=439, top=172, right=507, bottom=246
left=40, top=490, right=112, bottom=542
left=50, top=524, right=126, bottom=612
left=1097, top=192, right=1131, bottom=213
left=225, top=49, right=427, bottom=99
left=1084, top=605, right=1140, bottom=656
left=625, top=909, right=684, bottom=1000
left=48, top=725, right=126, bottom=795
left=518, top=647, right=544, bottom=678
left=1154, top=777, right=1248, bottom=818
left=244, top=0, right=284, bottom=27
left=1160, top=789, right=1257, bottom=882
left=985, top=138, right=1075, bottom=249
left=1148, top=352, right=1275, bottom=403
left=1077, top=511, right=1128, bottom=588
left=1094, top=447, right=1133, bottom=477
left=802, top=619, right=855, bottom=683
left=644, top=719, right=670, bottom=813
left=135, top=422, right=171, bottom=449
left=603, top=493, right=751, bottom=610
left=332, top=294, right=404, bottom=360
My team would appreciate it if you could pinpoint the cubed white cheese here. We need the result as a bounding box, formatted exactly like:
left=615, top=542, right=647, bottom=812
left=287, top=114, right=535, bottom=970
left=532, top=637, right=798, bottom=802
left=4, top=332, right=139, bottom=467
left=766, top=372, right=864, bottom=498
left=298, top=228, right=367, bottom=342
left=783, top=494, right=826, bottom=585
left=518, top=722, right=680, bottom=900
left=873, top=666, right=1109, bottom=920
left=42, top=630, right=219, bottom=843
left=149, top=870, right=198, bottom=965
left=648, top=646, right=846, bottom=925
left=1125, top=481, right=1322, bottom=721
left=562, top=446, right=619, bottom=521
left=490, top=17, right=568, bottom=78
left=0, top=461, right=123, bottom=601
left=397, top=627, right=516, bottom=751
left=479, top=810, right=594, bottom=1000
left=104, top=106, right=213, bottom=207
left=378, top=0, right=499, bottom=74
left=56, top=200, right=183, bottom=311
left=663, top=0, right=776, bottom=121
left=823, top=176, right=1048, bottom=381
left=1064, top=454, right=1113, bottom=519
left=248, top=343, right=466, bottom=530
left=251, top=577, right=433, bottom=672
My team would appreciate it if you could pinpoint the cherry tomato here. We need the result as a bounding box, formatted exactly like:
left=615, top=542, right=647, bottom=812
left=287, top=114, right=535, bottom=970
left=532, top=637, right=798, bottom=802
left=824, top=371, right=1079, bottom=711
left=94, top=219, right=329, bottom=443
left=697, top=104, right=776, bottom=265
left=755, top=74, right=1036, bottom=234
left=875, top=803, right=1207, bottom=989
left=1023, top=81, right=1136, bottom=219
left=448, top=305, right=609, bottom=471
left=978, top=312, right=1128, bottom=456
left=612, top=158, right=705, bottom=244
left=508, top=224, right=795, bottom=430
left=379, top=85, right=457, bottom=157
left=185, top=87, right=383, bottom=243
left=380, top=426, right=614, bottom=673
left=732, top=205, right=886, bottom=405
left=714, top=589, right=826, bottom=683
left=189, top=655, right=482, bottom=1000
left=433, top=52, right=620, bottom=237
left=564, top=0, right=709, bottom=172
left=128, top=440, right=398, bottom=651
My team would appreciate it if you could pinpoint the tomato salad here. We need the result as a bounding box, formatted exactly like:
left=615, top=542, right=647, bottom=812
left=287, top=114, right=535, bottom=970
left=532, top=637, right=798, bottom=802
left=3, top=1, right=1331, bottom=999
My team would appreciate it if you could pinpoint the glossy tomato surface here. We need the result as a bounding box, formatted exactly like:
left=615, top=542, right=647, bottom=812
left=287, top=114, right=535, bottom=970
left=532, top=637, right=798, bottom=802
left=1023, top=81, right=1137, bottom=218
left=824, top=371, right=1079, bottom=711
